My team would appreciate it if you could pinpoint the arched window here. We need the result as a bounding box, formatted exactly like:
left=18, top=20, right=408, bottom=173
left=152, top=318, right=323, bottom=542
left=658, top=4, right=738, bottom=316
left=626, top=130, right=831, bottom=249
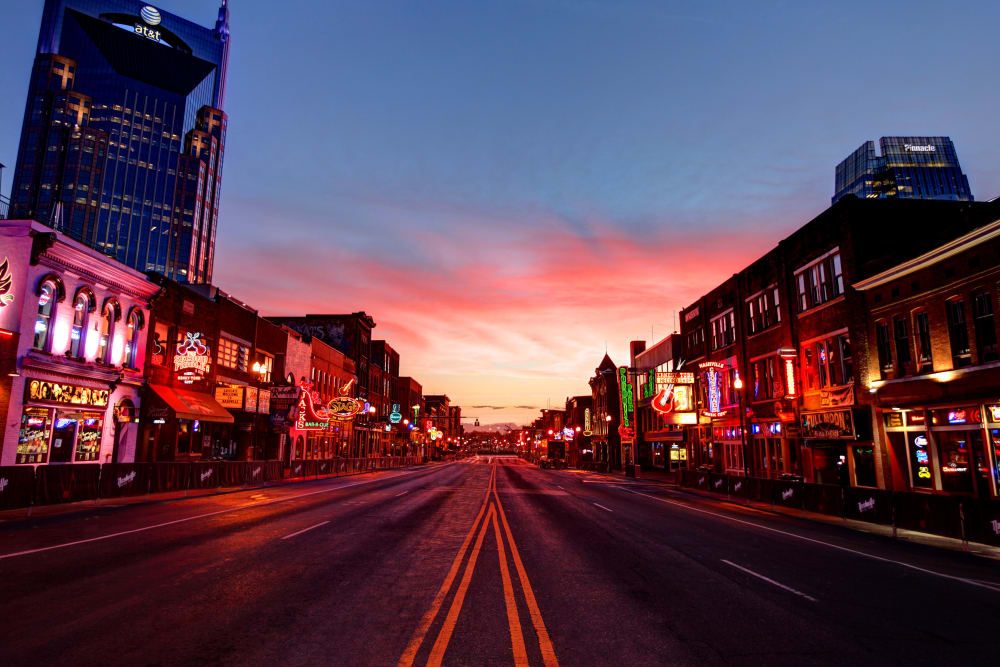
left=122, top=309, right=144, bottom=369
left=96, top=304, right=114, bottom=363
left=33, top=282, right=57, bottom=351
left=69, top=289, right=95, bottom=358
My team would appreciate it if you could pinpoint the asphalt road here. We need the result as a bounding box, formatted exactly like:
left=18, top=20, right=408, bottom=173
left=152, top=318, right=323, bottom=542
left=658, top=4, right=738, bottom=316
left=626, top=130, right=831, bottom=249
left=1, top=457, right=998, bottom=666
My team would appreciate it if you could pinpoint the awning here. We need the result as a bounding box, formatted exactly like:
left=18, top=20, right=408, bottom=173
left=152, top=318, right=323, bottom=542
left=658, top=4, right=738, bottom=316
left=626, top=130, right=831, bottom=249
left=149, top=384, right=234, bottom=423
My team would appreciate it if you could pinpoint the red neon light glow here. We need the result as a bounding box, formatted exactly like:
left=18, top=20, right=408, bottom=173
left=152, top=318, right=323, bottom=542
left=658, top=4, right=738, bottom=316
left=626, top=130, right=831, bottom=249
left=783, top=357, right=796, bottom=398
left=340, top=378, right=355, bottom=396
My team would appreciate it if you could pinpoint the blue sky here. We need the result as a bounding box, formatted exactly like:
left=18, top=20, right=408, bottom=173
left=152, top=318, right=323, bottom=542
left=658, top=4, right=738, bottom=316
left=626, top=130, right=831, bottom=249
left=2, top=0, right=997, bottom=423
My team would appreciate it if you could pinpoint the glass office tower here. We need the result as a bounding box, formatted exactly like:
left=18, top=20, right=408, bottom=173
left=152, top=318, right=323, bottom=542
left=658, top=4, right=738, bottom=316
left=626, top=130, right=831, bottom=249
left=833, top=137, right=972, bottom=205
left=10, top=0, right=231, bottom=283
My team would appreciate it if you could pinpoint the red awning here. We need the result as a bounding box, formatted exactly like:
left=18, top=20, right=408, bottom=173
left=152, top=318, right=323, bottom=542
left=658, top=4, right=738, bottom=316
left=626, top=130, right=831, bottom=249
left=149, top=384, right=234, bottom=423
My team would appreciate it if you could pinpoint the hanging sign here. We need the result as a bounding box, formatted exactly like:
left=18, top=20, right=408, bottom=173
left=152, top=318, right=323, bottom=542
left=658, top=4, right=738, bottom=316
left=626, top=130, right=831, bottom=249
left=618, top=366, right=635, bottom=440
left=583, top=407, right=592, bottom=436
left=295, top=382, right=329, bottom=431
left=214, top=385, right=244, bottom=409
left=389, top=403, right=402, bottom=424
left=699, top=361, right=727, bottom=417
left=326, top=378, right=362, bottom=421
left=174, top=332, right=211, bottom=384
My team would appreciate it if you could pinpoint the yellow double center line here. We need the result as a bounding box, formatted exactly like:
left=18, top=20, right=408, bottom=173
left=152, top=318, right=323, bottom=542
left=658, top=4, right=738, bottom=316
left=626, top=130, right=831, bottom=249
left=399, top=465, right=558, bottom=667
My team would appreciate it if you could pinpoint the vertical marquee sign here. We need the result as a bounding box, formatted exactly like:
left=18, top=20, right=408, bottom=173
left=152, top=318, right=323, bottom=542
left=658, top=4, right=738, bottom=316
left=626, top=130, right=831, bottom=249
left=618, top=366, right=635, bottom=440
left=699, top=361, right=727, bottom=417
left=583, top=408, right=592, bottom=436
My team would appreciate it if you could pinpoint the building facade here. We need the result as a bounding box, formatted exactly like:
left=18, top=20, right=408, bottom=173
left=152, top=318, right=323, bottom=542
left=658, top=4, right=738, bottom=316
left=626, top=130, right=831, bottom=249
left=1, top=219, right=159, bottom=465
left=10, top=0, right=231, bottom=282
left=833, top=137, right=972, bottom=204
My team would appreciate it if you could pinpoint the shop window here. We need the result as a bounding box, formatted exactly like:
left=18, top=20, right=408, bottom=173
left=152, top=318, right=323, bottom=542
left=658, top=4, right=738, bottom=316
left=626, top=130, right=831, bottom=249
left=914, top=312, right=933, bottom=372
left=69, top=291, right=93, bottom=358
left=875, top=321, right=892, bottom=379
left=17, top=407, right=52, bottom=464
left=795, top=250, right=844, bottom=312
left=34, top=282, right=57, bottom=350
left=936, top=431, right=978, bottom=494
left=946, top=299, right=971, bottom=368
left=907, top=432, right=934, bottom=488
left=972, top=292, right=998, bottom=363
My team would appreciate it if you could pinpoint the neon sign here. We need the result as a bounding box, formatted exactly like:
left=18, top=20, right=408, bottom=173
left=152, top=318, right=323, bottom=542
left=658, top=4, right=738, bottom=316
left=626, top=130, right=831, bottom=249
left=990, top=405, right=1000, bottom=422
left=583, top=408, right=592, bottom=436
left=174, top=332, right=210, bottom=384
left=618, top=367, right=635, bottom=438
left=389, top=404, right=402, bottom=424
left=652, top=366, right=694, bottom=415
left=778, top=348, right=798, bottom=399
left=0, top=257, right=13, bottom=308
left=328, top=396, right=362, bottom=421
left=295, top=384, right=329, bottom=431
left=699, top=361, right=727, bottom=417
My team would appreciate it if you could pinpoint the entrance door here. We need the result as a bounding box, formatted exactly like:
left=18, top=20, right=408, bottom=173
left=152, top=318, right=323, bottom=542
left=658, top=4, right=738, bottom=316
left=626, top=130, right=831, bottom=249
left=50, top=416, right=77, bottom=463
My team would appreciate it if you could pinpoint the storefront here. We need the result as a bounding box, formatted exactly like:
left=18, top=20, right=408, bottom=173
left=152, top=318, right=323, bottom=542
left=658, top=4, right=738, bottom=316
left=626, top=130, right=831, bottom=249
left=883, top=404, right=998, bottom=497
left=140, top=384, right=234, bottom=460
left=801, top=408, right=874, bottom=486
left=16, top=378, right=111, bottom=464
left=711, top=421, right=744, bottom=475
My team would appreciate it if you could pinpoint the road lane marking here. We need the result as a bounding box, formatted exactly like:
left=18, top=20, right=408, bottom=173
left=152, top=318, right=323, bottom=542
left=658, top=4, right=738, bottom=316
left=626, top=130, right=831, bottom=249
left=281, top=521, right=329, bottom=540
left=0, top=466, right=447, bottom=561
left=427, top=504, right=496, bottom=667
left=620, top=487, right=1000, bottom=594
left=721, top=559, right=818, bottom=602
left=592, top=503, right=613, bottom=513
left=394, top=490, right=409, bottom=497
left=493, top=507, right=529, bottom=666
left=399, top=466, right=495, bottom=667
left=493, top=477, right=559, bottom=667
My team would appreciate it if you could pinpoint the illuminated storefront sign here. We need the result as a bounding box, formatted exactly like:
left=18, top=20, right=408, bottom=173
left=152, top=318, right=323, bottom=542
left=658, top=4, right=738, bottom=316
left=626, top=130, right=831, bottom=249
left=215, top=385, right=244, bottom=409
left=801, top=409, right=856, bottom=439
left=989, top=405, right=1000, bottom=422
left=0, top=257, right=13, bottom=308
left=699, top=361, right=727, bottom=418
left=328, top=397, right=362, bottom=420
left=583, top=408, right=592, bottom=436
left=656, top=371, right=695, bottom=387
left=174, top=332, right=211, bottom=384
left=295, top=383, right=329, bottom=431
left=618, top=366, right=635, bottom=440
left=913, top=435, right=932, bottom=481
left=778, top=348, right=798, bottom=399
left=651, top=368, right=695, bottom=416
left=389, top=404, right=402, bottom=424
left=26, top=380, right=109, bottom=408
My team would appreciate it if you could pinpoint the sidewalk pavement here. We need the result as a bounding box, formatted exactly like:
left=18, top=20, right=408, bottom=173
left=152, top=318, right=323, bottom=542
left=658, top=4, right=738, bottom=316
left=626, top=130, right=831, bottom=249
left=571, top=466, right=1000, bottom=561
left=0, top=463, right=434, bottom=525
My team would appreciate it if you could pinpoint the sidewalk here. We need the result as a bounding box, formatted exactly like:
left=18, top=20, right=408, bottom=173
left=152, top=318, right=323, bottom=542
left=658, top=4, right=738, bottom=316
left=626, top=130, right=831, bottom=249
left=0, top=463, right=432, bottom=524
left=572, top=466, right=1000, bottom=561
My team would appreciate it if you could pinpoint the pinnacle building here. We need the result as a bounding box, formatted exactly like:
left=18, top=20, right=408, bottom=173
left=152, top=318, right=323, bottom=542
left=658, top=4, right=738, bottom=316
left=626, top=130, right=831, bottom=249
left=9, top=0, right=231, bottom=283
left=832, top=136, right=973, bottom=205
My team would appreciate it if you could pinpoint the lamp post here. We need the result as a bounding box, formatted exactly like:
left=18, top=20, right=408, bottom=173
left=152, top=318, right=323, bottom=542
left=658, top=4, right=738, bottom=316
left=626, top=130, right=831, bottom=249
left=733, top=374, right=749, bottom=477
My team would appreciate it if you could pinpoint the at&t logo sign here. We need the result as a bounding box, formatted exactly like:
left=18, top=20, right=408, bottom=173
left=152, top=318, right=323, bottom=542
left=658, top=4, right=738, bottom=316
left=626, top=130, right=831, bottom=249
left=135, top=6, right=163, bottom=42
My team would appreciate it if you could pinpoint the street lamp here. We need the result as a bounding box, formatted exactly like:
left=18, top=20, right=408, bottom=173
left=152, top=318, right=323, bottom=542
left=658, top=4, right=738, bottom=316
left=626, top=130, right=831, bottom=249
left=733, top=373, right=749, bottom=477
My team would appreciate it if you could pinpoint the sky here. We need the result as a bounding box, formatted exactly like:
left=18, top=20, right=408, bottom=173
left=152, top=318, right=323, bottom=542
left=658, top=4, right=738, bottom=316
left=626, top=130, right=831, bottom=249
left=2, top=0, right=999, bottom=426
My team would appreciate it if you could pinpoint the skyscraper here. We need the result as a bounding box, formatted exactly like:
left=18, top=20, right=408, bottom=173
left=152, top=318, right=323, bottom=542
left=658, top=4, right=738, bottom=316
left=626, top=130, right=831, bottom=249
left=9, top=0, right=231, bottom=283
left=833, top=136, right=973, bottom=205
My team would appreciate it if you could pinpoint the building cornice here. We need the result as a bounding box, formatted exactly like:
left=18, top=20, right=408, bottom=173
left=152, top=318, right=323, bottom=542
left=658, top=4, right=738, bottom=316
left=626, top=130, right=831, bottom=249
left=854, top=217, right=1000, bottom=291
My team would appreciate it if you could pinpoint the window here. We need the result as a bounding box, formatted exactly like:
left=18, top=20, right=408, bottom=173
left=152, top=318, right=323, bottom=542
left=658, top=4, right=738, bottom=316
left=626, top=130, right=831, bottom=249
left=973, top=292, right=998, bottom=363
left=151, top=321, right=169, bottom=366
left=946, top=299, right=971, bottom=368
left=751, top=356, right=778, bottom=400
left=803, top=333, right=853, bottom=390
left=34, top=282, right=57, bottom=350
left=254, top=355, right=273, bottom=383
left=122, top=311, right=142, bottom=369
left=746, top=287, right=781, bottom=335
left=875, top=321, right=892, bottom=379
left=96, top=304, right=114, bottom=363
left=69, top=292, right=92, bottom=358
left=710, top=311, right=735, bottom=350
left=914, top=312, right=933, bottom=372
left=794, top=250, right=844, bottom=312
left=893, top=315, right=911, bottom=374
left=685, top=327, right=704, bottom=357
left=217, top=337, right=249, bottom=371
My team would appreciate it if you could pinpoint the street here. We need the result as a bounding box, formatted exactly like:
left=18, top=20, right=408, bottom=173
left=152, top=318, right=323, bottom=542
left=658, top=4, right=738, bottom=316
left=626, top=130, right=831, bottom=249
left=1, top=457, right=998, bottom=666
